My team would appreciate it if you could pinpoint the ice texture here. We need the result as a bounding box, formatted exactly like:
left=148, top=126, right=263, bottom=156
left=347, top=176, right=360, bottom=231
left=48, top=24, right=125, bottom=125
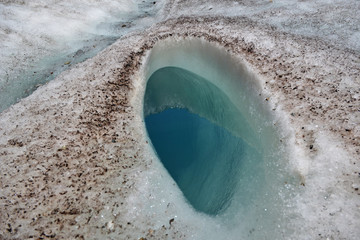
left=164, top=0, right=360, bottom=51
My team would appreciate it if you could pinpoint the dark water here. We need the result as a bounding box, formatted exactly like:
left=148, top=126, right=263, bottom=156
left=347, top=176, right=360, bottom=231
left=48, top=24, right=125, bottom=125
left=145, top=108, right=258, bottom=215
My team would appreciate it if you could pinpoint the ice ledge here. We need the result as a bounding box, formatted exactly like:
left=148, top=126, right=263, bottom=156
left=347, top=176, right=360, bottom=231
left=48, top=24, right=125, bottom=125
left=0, top=17, right=359, bottom=239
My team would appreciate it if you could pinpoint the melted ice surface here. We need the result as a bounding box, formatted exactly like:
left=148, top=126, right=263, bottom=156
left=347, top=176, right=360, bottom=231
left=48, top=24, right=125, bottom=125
left=0, top=0, right=164, bottom=112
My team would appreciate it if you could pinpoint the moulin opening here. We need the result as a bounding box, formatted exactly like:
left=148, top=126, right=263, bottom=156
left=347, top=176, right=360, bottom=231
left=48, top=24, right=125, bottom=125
left=140, top=40, right=297, bottom=238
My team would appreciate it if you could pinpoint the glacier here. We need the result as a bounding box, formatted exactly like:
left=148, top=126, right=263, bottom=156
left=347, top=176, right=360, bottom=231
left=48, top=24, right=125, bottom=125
left=0, top=0, right=359, bottom=239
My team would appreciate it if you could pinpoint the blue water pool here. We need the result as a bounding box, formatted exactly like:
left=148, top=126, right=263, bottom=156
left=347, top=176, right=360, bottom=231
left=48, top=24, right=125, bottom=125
left=144, top=66, right=265, bottom=216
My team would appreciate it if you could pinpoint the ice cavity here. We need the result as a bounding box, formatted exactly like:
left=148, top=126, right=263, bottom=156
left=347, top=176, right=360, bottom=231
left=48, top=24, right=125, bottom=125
left=132, top=38, right=300, bottom=239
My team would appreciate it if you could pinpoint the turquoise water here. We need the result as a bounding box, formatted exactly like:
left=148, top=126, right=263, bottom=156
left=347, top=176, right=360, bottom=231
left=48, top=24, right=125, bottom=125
left=145, top=108, right=262, bottom=215
left=144, top=67, right=268, bottom=216
left=143, top=67, right=259, bottom=149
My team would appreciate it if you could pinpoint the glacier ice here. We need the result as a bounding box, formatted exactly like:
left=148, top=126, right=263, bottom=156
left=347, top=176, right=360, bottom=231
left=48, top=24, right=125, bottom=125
left=0, top=0, right=359, bottom=239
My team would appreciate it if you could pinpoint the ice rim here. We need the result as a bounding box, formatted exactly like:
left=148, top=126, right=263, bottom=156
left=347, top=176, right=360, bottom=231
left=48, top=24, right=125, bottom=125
left=0, top=16, right=359, bottom=240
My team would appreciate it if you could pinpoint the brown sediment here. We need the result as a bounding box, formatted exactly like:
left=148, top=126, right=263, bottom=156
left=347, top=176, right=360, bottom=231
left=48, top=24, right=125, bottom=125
left=0, top=16, right=359, bottom=239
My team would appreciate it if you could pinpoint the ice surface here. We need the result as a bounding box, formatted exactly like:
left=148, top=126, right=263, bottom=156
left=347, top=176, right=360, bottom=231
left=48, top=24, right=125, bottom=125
left=0, top=0, right=164, bottom=112
left=2, top=0, right=359, bottom=112
left=164, top=0, right=360, bottom=51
